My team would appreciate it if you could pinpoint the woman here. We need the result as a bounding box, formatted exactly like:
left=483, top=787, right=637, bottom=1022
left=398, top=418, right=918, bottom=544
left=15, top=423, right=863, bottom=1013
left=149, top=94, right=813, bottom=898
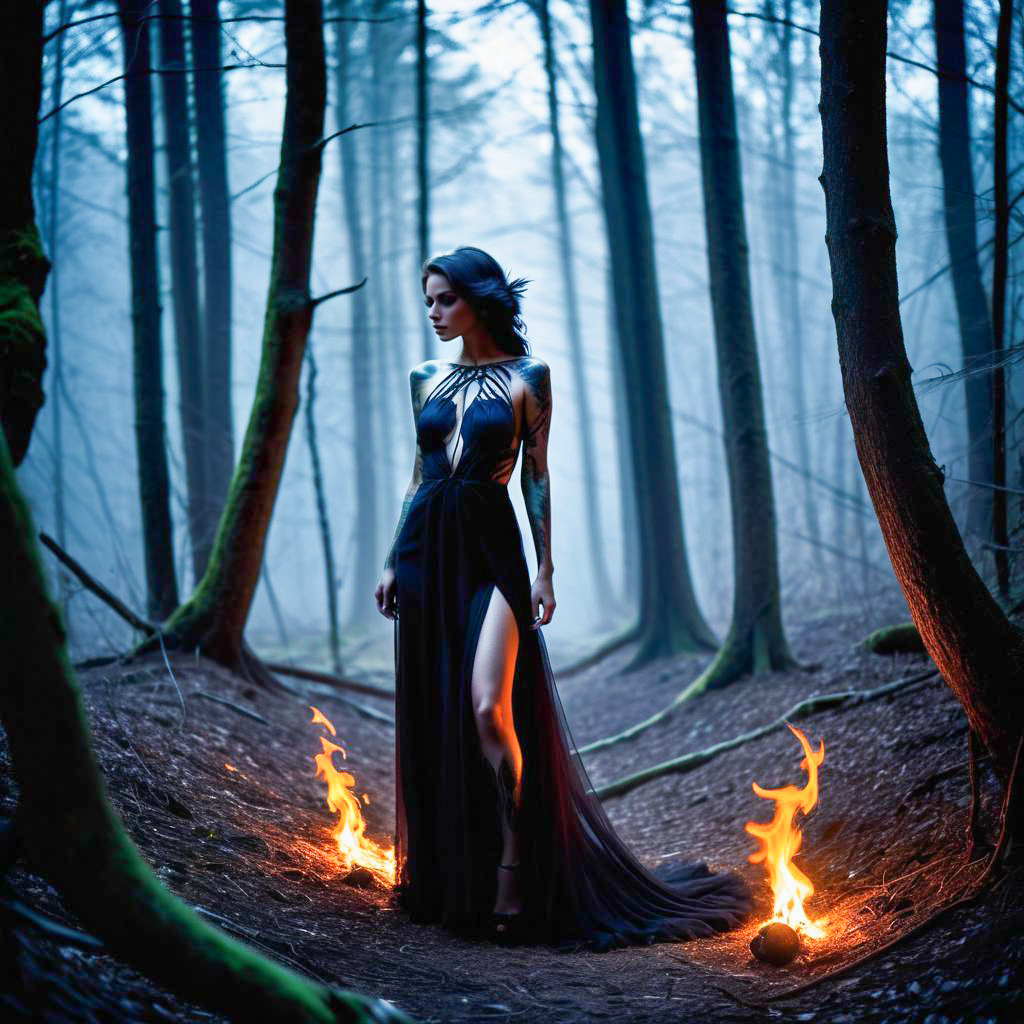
left=375, top=246, right=750, bottom=948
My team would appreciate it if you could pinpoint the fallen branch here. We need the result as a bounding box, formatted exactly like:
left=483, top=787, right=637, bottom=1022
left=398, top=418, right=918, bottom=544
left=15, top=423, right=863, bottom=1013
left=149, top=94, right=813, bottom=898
left=192, top=690, right=270, bottom=726
left=593, top=669, right=940, bottom=800
left=263, top=660, right=393, bottom=700
left=39, top=532, right=155, bottom=634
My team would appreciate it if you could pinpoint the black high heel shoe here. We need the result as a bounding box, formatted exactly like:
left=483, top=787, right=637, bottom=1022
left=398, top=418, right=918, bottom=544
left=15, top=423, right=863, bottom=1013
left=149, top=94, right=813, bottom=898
left=490, top=863, right=524, bottom=944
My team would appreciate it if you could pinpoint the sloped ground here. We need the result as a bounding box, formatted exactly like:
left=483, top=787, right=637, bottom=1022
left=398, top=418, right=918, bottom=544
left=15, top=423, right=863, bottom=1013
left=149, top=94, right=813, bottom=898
left=1, top=594, right=1022, bottom=1023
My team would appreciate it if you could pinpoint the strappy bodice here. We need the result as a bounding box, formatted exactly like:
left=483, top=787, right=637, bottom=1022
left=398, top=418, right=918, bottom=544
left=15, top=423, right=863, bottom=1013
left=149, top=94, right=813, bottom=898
left=417, top=361, right=520, bottom=485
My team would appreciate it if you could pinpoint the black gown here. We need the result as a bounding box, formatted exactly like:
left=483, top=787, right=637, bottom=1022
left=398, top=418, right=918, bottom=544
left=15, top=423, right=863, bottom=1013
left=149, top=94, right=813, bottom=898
left=391, top=356, right=751, bottom=950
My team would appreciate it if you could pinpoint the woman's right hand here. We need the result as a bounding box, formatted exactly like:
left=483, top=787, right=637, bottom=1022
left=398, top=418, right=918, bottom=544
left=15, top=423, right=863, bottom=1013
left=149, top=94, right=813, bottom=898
left=375, top=568, right=398, bottom=619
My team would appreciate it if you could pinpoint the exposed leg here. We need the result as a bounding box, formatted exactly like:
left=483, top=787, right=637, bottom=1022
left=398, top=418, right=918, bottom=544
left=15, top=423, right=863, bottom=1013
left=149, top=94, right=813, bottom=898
left=471, top=584, right=522, bottom=916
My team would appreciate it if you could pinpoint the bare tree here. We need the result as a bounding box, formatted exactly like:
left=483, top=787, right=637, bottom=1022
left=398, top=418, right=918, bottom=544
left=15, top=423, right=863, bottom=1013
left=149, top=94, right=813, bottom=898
left=159, top=0, right=209, bottom=580
left=191, top=0, right=235, bottom=551
left=818, top=0, right=1024, bottom=800
left=587, top=0, right=716, bottom=665
left=118, top=0, right=180, bottom=619
left=933, top=0, right=996, bottom=541
left=159, top=0, right=348, bottom=677
left=334, top=0, right=379, bottom=626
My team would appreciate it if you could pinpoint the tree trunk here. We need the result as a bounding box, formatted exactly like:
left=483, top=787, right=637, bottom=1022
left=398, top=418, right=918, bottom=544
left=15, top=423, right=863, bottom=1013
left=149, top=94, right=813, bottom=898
left=415, top=0, right=433, bottom=362
left=161, top=0, right=331, bottom=669
left=304, top=341, right=342, bottom=675
left=369, top=0, right=397, bottom=525
left=159, top=0, right=210, bottom=582
left=765, top=0, right=822, bottom=568
left=818, top=0, right=1024, bottom=791
left=190, top=0, right=235, bottom=553
left=933, top=0, right=996, bottom=540
left=990, top=0, right=1012, bottom=599
left=47, top=0, right=68, bottom=554
left=535, top=0, right=615, bottom=622
left=688, top=0, right=793, bottom=689
left=0, top=3, right=49, bottom=468
left=587, top=0, right=715, bottom=664
left=334, top=2, right=379, bottom=626
left=0, top=436, right=409, bottom=1024
left=118, top=0, right=180, bottom=620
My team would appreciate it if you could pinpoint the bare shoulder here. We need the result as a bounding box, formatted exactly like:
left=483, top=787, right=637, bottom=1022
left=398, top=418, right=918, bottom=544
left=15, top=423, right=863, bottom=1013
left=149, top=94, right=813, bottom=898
left=410, top=358, right=447, bottom=385
left=514, top=355, right=551, bottom=397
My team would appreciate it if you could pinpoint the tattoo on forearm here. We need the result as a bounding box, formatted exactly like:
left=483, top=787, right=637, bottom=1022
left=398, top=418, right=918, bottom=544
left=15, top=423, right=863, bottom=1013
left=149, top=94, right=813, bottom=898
left=520, top=360, right=552, bottom=570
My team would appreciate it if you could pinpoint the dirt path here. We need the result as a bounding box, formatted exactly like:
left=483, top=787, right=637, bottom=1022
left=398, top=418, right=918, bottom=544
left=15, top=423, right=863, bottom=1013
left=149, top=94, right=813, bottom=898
left=2, top=596, right=1022, bottom=1023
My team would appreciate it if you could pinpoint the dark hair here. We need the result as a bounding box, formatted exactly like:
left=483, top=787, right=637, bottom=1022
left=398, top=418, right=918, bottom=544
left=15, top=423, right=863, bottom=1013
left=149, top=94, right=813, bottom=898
left=421, top=246, right=530, bottom=357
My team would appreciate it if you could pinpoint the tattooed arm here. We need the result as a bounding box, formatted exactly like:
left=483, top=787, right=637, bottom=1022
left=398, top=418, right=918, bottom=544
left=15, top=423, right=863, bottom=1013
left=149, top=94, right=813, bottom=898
left=519, top=358, right=555, bottom=627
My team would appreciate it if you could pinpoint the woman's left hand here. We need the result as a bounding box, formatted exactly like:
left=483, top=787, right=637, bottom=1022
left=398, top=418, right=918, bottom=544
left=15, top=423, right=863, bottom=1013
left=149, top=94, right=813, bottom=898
left=530, top=574, right=555, bottom=629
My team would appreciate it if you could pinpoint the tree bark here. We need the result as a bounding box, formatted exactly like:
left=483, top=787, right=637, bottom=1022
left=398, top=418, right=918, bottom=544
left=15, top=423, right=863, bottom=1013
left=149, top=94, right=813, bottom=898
left=161, top=0, right=331, bottom=668
left=933, top=0, right=996, bottom=540
left=0, top=3, right=49, bottom=468
left=334, top=1, right=379, bottom=626
left=688, top=0, right=793, bottom=689
left=118, top=0, right=180, bottom=620
left=587, top=0, right=716, bottom=664
left=534, top=0, right=615, bottom=620
left=159, top=0, right=210, bottom=581
left=818, top=0, right=1024, bottom=792
left=190, top=0, right=235, bottom=553
left=0, top=432, right=410, bottom=1024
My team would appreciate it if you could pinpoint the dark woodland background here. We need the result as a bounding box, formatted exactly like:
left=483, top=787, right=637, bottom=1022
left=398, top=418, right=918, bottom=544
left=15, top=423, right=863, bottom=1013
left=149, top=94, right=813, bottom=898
left=2, top=0, right=1024, bottom=1022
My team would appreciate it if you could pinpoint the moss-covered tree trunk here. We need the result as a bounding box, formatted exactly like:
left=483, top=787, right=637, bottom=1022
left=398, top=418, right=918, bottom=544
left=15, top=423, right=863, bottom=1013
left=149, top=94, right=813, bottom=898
left=161, top=0, right=330, bottom=669
left=190, top=0, right=235, bottom=553
left=587, top=0, right=716, bottom=665
left=158, top=0, right=210, bottom=581
left=933, top=0, right=995, bottom=540
left=0, top=3, right=49, bottom=467
left=0, top=429, right=408, bottom=1022
left=819, top=0, right=1024, bottom=792
left=118, top=0, right=180, bottom=620
left=688, top=0, right=793, bottom=691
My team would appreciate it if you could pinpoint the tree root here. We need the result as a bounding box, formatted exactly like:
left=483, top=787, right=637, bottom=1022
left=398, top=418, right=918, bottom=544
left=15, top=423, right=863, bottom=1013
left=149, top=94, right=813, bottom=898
left=593, top=668, right=939, bottom=799
left=579, top=626, right=801, bottom=755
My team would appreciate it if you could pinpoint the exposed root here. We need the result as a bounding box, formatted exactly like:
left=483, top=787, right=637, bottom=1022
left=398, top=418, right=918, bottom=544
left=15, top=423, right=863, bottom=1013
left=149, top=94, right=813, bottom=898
left=593, top=668, right=939, bottom=798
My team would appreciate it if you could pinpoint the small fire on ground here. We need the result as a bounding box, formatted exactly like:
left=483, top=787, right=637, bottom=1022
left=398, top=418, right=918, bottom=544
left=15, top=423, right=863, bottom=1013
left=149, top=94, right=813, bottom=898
left=745, top=723, right=826, bottom=942
left=310, top=706, right=396, bottom=886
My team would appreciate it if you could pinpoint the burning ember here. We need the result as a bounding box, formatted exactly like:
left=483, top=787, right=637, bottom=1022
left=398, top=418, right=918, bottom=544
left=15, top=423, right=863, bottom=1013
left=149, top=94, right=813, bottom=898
left=745, top=724, right=826, bottom=941
left=309, top=706, right=396, bottom=886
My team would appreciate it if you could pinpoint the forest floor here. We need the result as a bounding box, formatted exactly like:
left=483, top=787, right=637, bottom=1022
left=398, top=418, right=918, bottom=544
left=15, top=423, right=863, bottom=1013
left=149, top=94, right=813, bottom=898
left=2, top=591, right=1023, bottom=1024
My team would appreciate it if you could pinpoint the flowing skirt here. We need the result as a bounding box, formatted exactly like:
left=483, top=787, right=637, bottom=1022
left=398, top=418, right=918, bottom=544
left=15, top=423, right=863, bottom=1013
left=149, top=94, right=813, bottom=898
left=393, top=474, right=751, bottom=949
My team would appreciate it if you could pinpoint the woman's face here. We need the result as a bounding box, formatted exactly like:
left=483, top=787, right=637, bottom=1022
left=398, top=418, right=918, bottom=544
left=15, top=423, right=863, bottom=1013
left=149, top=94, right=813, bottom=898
left=424, top=272, right=480, bottom=343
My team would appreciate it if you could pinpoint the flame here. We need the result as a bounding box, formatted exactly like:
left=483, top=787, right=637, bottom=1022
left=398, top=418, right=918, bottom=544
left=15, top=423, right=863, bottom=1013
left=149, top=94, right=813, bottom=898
left=745, top=724, right=826, bottom=939
left=310, top=706, right=395, bottom=885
